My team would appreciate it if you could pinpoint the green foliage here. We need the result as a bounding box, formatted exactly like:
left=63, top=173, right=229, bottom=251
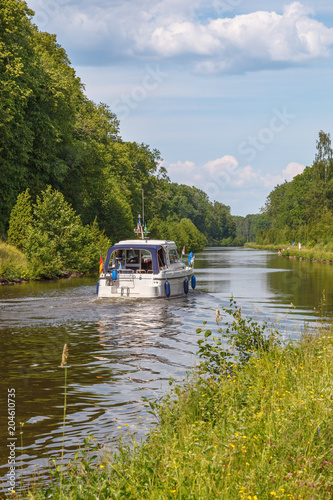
left=220, top=236, right=246, bottom=247
left=7, top=188, right=32, bottom=249
left=260, top=131, right=333, bottom=247
left=235, top=213, right=270, bottom=242
left=196, top=297, right=280, bottom=376
left=151, top=184, right=236, bottom=245
left=309, top=207, right=333, bottom=244
left=205, top=201, right=236, bottom=243
left=21, top=186, right=110, bottom=278
left=0, top=240, right=30, bottom=281
left=231, top=236, right=246, bottom=246
left=0, top=0, right=35, bottom=232
left=150, top=216, right=206, bottom=252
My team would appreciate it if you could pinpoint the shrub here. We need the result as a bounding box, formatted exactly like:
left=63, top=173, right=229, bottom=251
left=196, top=296, right=280, bottom=377
left=22, top=186, right=111, bottom=278
left=7, top=189, right=33, bottom=250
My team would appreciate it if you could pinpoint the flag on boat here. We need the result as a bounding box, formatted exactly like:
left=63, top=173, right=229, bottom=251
left=144, top=224, right=148, bottom=234
left=99, top=254, right=103, bottom=274
left=182, top=246, right=185, bottom=255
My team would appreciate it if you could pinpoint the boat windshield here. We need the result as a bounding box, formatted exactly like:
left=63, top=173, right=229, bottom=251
left=168, top=248, right=180, bottom=264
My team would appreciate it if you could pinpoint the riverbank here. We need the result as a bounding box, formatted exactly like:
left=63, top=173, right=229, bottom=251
left=245, top=242, right=333, bottom=264
left=0, top=241, right=30, bottom=283
left=26, top=310, right=333, bottom=500
left=0, top=241, right=90, bottom=284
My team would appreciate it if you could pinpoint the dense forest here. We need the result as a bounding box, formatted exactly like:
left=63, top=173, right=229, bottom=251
left=0, top=0, right=238, bottom=278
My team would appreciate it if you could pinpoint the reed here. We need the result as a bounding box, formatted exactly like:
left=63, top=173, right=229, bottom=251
left=60, top=344, right=68, bottom=499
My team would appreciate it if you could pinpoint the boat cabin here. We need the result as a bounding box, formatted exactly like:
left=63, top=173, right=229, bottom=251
left=103, top=240, right=182, bottom=276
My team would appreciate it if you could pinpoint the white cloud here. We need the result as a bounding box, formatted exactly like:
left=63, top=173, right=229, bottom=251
left=204, top=155, right=239, bottom=176
left=168, top=160, right=196, bottom=177
left=140, top=2, right=333, bottom=73
left=27, top=1, right=333, bottom=72
left=165, top=156, right=306, bottom=205
left=282, top=161, right=305, bottom=180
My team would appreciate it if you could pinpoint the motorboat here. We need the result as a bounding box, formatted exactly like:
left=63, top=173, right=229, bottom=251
left=97, top=237, right=196, bottom=299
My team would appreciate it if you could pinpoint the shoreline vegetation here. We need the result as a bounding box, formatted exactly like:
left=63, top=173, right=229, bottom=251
left=0, top=240, right=86, bottom=285
left=23, top=300, right=333, bottom=500
left=245, top=243, right=333, bottom=264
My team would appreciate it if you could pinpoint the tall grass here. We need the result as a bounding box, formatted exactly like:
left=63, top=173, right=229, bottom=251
left=0, top=241, right=30, bottom=281
left=26, top=306, right=333, bottom=499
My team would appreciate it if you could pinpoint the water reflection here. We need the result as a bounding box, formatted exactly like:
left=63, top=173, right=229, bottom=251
left=1, top=248, right=333, bottom=490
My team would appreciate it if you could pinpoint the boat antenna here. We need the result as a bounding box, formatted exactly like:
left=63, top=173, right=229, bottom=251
left=142, top=189, right=144, bottom=232
left=134, top=190, right=149, bottom=239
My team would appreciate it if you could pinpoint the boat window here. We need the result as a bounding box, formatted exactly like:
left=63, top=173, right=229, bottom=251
left=109, top=248, right=154, bottom=272
left=126, top=249, right=140, bottom=264
left=110, top=249, right=125, bottom=269
left=169, top=249, right=180, bottom=264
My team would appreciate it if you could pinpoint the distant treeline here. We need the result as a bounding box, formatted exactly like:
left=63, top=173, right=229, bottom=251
left=234, top=213, right=269, bottom=243
left=0, top=0, right=237, bottom=265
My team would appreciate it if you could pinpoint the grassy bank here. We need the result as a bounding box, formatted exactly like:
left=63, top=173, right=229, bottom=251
left=245, top=242, right=333, bottom=264
left=24, top=304, right=333, bottom=500
left=0, top=241, right=30, bottom=282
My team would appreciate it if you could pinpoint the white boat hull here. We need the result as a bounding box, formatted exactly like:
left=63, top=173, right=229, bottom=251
left=97, top=238, right=196, bottom=299
left=97, top=268, right=194, bottom=299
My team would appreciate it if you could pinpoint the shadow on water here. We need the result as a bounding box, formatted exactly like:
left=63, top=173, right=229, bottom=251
left=1, top=247, right=333, bottom=490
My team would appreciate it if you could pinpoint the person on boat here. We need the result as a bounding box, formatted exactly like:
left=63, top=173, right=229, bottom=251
left=158, top=248, right=166, bottom=268
left=115, top=249, right=123, bottom=269
left=188, top=251, right=194, bottom=266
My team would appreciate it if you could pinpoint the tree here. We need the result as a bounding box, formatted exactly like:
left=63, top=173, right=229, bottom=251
left=7, top=188, right=32, bottom=249
left=260, top=130, right=333, bottom=245
left=23, top=186, right=110, bottom=277
left=151, top=217, right=206, bottom=252
left=0, top=0, right=36, bottom=233
left=314, top=130, right=333, bottom=182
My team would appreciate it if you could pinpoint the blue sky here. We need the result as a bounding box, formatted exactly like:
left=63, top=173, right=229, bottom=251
left=26, top=0, right=333, bottom=215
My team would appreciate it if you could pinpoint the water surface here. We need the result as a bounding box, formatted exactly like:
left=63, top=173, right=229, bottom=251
left=1, top=247, right=333, bottom=489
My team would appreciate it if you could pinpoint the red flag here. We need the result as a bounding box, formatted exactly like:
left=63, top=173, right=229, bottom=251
left=99, top=254, right=103, bottom=274
left=182, top=246, right=185, bottom=255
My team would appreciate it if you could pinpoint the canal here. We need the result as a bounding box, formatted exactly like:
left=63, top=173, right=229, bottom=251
left=1, top=247, right=333, bottom=490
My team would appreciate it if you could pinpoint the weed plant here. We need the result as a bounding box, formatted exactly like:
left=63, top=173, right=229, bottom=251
left=25, top=302, right=333, bottom=500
